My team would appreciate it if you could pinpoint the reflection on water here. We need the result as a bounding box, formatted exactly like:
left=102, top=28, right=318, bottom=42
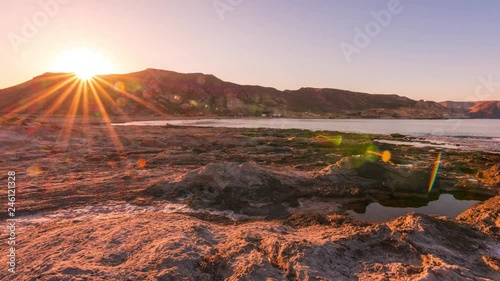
left=347, top=194, right=481, bottom=223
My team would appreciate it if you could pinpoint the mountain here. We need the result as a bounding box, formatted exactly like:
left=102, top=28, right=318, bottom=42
left=440, top=101, right=500, bottom=118
left=0, top=69, right=493, bottom=119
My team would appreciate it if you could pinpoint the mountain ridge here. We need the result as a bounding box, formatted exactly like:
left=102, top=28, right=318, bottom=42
left=0, top=69, right=498, bottom=119
left=440, top=100, right=500, bottom=119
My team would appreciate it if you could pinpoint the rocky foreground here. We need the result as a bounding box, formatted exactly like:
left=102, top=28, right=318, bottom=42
left=0, top=117, right=499, bottom=280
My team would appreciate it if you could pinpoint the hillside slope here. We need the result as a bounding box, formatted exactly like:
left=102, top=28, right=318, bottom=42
left=0, top=69, right=476, bottom=119
left=440, top=101, right=500, bottom=118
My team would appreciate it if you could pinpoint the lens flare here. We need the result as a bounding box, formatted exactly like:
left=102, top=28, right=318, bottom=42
left=381, top=151, right=391, bottom=163
left=114, top=81, right=125, bottom=92
left=116, top=97, right=128, bottom=107
left=27, top=165, right=42, bottom=177
left=4, top=66, right=162, bottom=154
left=197, top=76, right=206, bottom=85
left=428, top=152, right=442, bottom=193
left=317, top=135, right=342, bottom=146
left=367, top=149, right=392, bottom=163
left=137, top=159, right=147, bottom=168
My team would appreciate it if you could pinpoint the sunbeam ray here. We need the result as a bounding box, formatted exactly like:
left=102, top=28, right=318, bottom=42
left=93, top=76, right=165, bottom=116
left=58, top=80, right=84, bottom=148
left=39, top=79, right=80, bottom=122
left=88, top=78, right=144, bottom=136
left=5, top=76, right=78, bottom=117
left=88, top=81, right=124, bottom=152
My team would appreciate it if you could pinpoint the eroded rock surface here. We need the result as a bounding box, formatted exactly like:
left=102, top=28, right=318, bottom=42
left=458, top=196, right=500, bottom=237
left=477, top=165, right=500, bottom=188
left=156, top=162, right=304, bottom=217
left=3, top=204, right=500, bottom=281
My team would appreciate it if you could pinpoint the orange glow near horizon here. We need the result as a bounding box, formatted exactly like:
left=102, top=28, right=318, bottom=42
left=3, top=62, right=164, bottom=152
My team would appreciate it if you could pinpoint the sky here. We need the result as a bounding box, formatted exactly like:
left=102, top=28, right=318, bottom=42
left=1, top=0, right=499, bottom=101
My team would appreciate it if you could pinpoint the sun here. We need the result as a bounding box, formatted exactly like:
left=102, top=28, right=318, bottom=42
left=53, top=48, right=114, bottom=80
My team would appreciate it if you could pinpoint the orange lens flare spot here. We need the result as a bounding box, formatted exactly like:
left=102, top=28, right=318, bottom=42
left=381, top=150, right=391, bottom=163
left=367, top=150, right=392, bottom=163
left=116, top=97, right=128, bottom=107
left=137, top=159, right=147, bottom=168
left=114, top=81, right=125, bottom=92
left=27, top=165, right=42, bottom=177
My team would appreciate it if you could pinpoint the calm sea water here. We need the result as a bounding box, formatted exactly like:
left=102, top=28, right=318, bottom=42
left=115, top=118, right=500, bottom=137
left=114, top=118, right=500, bottom=152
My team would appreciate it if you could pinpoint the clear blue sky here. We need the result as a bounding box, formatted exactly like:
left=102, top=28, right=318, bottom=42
left=1, top=0, right=499, bottom=101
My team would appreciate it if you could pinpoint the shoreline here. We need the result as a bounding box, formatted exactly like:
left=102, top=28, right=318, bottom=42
left=7, top=113, right=500, bottom=123
left=1, top=117, right=498, bottom=215
left=0, top=117, right=498, bottom=280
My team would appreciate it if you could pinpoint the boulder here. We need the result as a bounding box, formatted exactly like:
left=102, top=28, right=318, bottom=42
left=161, top=162, right=301, bottom=214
